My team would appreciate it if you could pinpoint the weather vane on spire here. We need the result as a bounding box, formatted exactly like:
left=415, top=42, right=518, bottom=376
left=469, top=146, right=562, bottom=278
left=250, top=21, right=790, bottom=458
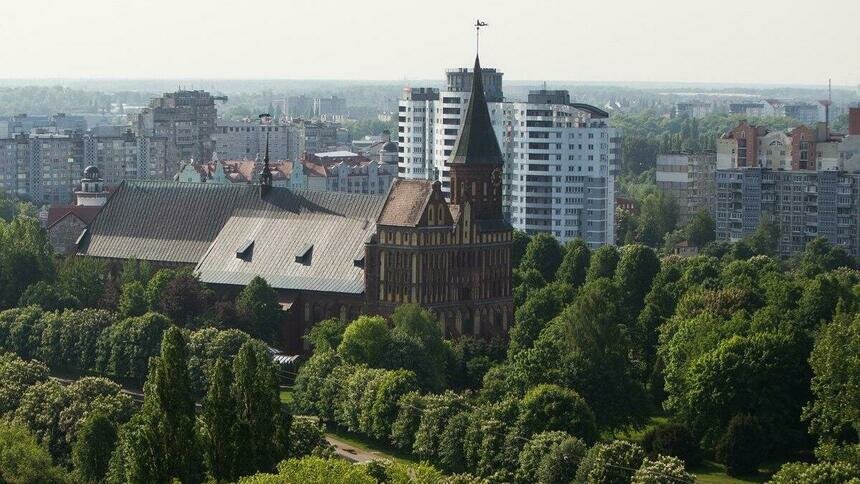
left=475, top=19, right=488, bottom=55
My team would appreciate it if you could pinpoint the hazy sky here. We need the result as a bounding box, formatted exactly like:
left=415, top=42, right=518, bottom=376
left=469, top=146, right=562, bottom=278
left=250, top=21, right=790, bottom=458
left=1, top=0, right=858, bottom=86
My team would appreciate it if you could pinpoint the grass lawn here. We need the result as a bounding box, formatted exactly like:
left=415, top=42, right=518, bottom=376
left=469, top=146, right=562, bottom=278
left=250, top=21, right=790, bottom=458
left=279, top=388, right=293, bottom=405
left=614, top=416, right=777, bottom=483
left=692, top=460, right=771, bottom=484
left=324, top=425, right=418, bottom=466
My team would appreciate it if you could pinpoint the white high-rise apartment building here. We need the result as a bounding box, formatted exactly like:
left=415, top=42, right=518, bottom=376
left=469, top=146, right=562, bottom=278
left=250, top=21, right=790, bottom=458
left=508, top=90, right=619, bottom=247
left=398, top=70, right=619, bottom=247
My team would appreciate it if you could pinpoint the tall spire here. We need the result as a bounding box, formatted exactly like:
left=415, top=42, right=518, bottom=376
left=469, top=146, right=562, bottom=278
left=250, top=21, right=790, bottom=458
left=260, top=132, right=272, bottom=187
left=449, top=55, right=503, bottom=165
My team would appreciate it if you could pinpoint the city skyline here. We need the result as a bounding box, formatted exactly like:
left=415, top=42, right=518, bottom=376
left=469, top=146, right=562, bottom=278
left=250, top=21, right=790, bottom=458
left=1, top=0, right=858, bottom=86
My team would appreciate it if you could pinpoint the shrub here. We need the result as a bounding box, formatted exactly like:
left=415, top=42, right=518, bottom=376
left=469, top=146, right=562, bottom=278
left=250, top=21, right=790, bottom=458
left=632, top=455, right=694, bottom=484
left=515, top=431, right=570, bottom=483
left=715, top=414, right=765, bottom=477
left=576, top=440, right=646, bottom=484
left=642, top=422, right=700, bottom=466
left=518, top=384, right=598, bottom=444
left=770, top=461, right=860, bottom=484
left=536, top=436, right=587, bottom=484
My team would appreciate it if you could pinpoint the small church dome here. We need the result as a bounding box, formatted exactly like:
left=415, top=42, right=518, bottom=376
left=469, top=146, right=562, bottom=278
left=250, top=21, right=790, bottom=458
left=83, top=165, right=100, bottom=180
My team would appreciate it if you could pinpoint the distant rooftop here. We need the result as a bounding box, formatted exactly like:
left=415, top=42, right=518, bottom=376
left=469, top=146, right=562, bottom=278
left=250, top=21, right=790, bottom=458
left=314, top=150, right=359, bottom=158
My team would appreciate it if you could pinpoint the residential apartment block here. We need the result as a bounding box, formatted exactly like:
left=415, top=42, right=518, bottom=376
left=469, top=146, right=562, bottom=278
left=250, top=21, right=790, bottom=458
left=507, top=92, right=619, bottom=247
left=0, top=124, right=169, bottom=205
left=134, top=90, right=225, bottom=171
left=83, top=126, right=168, bottom=184
left=398, top=67, right=619, bottom=246
left=728, top=99, right=829, bottom=125
left=715, top=168, right=860, bottom=257
left=655, top=153, right=716, bottom=225
left=717, top=121, right=842, bottom=171
left=212, top=117, right=291, bottom=161
left=675, top=101, right=714, bottom=119
left=0, top=113, right=86, bottom=138
left=714, top=111, right=860, bottom=258
left=288, top=119, right=343, bottom=161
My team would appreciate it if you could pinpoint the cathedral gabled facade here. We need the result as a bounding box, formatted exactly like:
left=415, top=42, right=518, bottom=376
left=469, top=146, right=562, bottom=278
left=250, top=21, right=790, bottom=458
left=366, top=55, right=514, bottom=336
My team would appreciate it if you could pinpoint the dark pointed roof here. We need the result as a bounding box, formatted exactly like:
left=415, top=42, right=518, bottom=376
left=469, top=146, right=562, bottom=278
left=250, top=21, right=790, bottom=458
left=449, top=55, right=503, bottom=165
left=260, top=132, right=273, bottom=186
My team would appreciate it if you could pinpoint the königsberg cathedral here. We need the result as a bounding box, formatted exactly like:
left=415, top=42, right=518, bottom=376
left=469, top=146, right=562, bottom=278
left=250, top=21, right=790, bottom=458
left=78, top=54, right=513, bottom=351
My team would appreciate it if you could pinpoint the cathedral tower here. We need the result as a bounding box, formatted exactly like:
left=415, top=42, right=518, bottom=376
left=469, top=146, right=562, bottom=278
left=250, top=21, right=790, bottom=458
left=448, top=54, right=504, bottom=221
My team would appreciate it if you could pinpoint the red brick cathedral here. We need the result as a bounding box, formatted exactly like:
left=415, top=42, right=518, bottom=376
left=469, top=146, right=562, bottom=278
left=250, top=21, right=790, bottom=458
left=78, top=55, right=513, bottom=350
left=366, top=55, right=514, bottom=336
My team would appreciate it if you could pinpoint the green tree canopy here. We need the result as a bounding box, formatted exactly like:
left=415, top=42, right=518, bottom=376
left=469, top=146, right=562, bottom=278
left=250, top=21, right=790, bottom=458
left=511, top=230, right=531, bottom=269
left=237, top=276, right=282, bottom=342
left=555, top=239, right=591, bottom=288
left=58, top=257, right=108, bottom=309
left=0, top=423, right=66, bottom=483
left=232, top=340, right=287, bottom=476
left=508, top=283, right=569, bottom=355
left=304, top=317, right=347, bottom=352
left=201, top=357, right=237, bottom=482
left=576, top=440, right=646, bottom=484
left=518, top=384, right=598, bottom=444
left=0, top=216, right=55, bottom=309
left=520, top=233, right=564, bottom=281
left=73, top=412, right=118, bottom=483
left=803, top=312, right=860, bottom=463
left=337, top=315, right=391, bottom=368
left=614, top=244, right=660, bottom=318
left=686, top=209, right=716, bottom=248
left=586, top=245, right=620, bottom=282
left=563, top=279, right=649, bottom=430
left=118, top=281, right=148, bottom=318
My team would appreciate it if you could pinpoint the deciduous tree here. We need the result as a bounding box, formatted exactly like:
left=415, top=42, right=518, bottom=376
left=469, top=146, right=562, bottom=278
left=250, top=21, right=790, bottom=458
left=520, top=233, right=564, bottom=281
left=236, top=276, right=281, bottom=342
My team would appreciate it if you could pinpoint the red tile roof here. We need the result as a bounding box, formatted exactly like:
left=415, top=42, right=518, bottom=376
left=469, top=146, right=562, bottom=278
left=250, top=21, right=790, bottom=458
left=377, top=178, right=435, bottom=227
left=47, top=205, right=102, bottom=228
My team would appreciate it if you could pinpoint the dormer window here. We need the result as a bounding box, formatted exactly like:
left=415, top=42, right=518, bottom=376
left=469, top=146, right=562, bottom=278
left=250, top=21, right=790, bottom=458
left=235, top=240, right=254, bottom=261
left=295, top=244, right=313, bottom=265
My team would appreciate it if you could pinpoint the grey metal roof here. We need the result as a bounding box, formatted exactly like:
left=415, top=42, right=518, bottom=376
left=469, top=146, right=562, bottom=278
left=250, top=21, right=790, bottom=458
left=78, top=181, right=262, bottom=264
left=195, top=201, right=381, bottom=294
left=79, top=180, right=387, bottom=294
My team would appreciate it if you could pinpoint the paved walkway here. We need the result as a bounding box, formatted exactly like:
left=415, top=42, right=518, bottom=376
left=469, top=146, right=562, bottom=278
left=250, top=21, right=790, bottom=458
left=325, top=435, right=388, bottom=463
